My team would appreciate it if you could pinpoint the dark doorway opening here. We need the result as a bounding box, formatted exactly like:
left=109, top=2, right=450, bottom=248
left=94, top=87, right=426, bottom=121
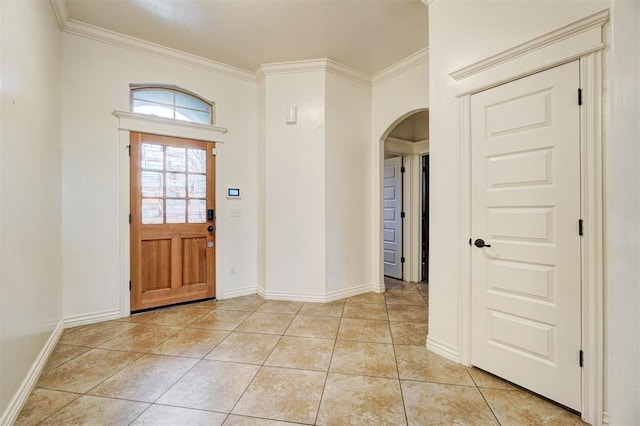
left=421, top=154, right=429, bottom=282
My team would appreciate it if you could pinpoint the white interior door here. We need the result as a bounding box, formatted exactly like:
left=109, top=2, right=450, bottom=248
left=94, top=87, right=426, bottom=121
left=470, top=61, right=582, bottom=410
left=384, top=156, right=403, bottom=279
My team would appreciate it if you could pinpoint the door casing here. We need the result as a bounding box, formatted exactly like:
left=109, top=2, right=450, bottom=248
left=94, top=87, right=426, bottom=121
left=115, top=111, right=227, bottom=318
left=450, top=50, right=605, bottom=424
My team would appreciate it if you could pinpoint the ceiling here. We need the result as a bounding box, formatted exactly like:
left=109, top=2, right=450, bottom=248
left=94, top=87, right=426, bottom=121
left=389, top=110, right=428, bottom=142
left=64, top=0, right=428, bottom=76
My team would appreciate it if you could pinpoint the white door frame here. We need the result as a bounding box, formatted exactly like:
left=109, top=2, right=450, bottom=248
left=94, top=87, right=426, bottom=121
left=374, top=110, right=429, bottom=291
left=113, top=111, right=227, bottom=317
left=449, top=10, right=607, bottom=425
left=404, top=149, right=429, bottom=283
left=384, top=138, right=429, bottom=283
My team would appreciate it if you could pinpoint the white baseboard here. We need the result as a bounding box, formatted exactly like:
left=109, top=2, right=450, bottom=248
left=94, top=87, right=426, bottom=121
left=426, top=335, right=461, bottom=363
left=602, top=411, right=609, bottom=426
left=219, top=286, right=258, bottom=300
left=261, top=290, right=326, bottom=303
left=216, top=282, right=374, bottom=303
left=372, top=283, right=386, bottom=293
left=325, top=284, right=374, bottom=302
left=63, top=309, right=121, bottom=328
left=260, top=283, right=372, bottom=303
left=0, top=319, right=64, bottom=426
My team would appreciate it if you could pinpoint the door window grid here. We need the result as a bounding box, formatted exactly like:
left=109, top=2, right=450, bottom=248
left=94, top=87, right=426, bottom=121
left=140, top=143, right=207, bottom=224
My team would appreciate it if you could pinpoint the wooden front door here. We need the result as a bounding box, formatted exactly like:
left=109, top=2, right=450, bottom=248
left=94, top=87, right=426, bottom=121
left=130, top=132, right=215, bottom=311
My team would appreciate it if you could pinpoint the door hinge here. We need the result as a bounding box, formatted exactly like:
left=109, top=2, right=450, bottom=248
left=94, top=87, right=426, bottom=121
left=400, top=166, right=405, bottom=173
left=579, top=219, right=584, bottom=236
left=129, top=214, right=131, bottom=224
left=129, top=280, right=132, bottom=292
left=211, top=148, right=217, bottom=156
left=400, top=211, right=406, bottom=218
left=579, top=350, right=584, bottom=367
left=126, top=145, right=131, bottom=156
left=401, top=257, right=405, bottom=263
left=469, top=238, right=472, bottom=246
left=578, top=88, right=582, bottom=106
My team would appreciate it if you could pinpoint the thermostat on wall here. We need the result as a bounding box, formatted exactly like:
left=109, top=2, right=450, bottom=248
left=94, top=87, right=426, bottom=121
left=227, top=187, right=241, bottom=199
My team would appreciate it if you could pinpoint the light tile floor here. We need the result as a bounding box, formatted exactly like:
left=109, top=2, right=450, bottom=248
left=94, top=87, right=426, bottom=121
left=16, top=279, right=585, bottom=425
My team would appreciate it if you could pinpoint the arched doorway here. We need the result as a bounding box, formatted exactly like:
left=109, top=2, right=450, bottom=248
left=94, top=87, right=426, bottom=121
left=378, top=109, right=429, bottom=286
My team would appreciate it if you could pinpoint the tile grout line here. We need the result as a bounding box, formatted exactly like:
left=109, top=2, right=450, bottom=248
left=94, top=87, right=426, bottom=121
left=468, top=371, right=503, bottom=425
left=222, top=300, right=285, bottom=420
left=60, top=321, right=146, bottom=351
left=31, top=390, right=82, bottom=426
left=56, top=307, right=232, bottom=424
left=135, top=301, right=266, bottom=422
left=312, top=305, right=343, bottom=425
left=34, top=347, right=147, bottom=425
left=144, top=301, right=264, bottom=421
left=476, top=387, right=503, bottom=425
left=386, top=285, right=410, bottom=425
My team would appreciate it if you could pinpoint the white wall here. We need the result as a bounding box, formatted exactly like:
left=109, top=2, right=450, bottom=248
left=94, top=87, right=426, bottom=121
left=371, top=59, right=429, bottom=288
left=606, top=0, right=640, bottom=423
left=262, top=70, right=327, bottom=298
left=325, top=73, right=372, bottom=295
left=0, top=0, right=62, bottom=417
left=61, top=33, right=258, bottom=318
left=257, top=79, right=266, bottom=293
left=372, top=62, right=429, bottom=147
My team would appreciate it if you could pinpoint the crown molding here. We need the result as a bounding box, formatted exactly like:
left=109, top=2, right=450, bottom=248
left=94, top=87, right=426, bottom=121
left=50, top=0, right=424, bottom=86
left=450, top=9, right=609, bottom=81
left=372, top=47, right=429, bottom=85
left=50, top=0, right=69, bottom=29
left=257, top=58, right=371, bottom=86
left=49, top=0, right=256, bottom=82
left=259, top=58, right=333, bottom=77
left=421, top=0, right=437, bottom=5
left=326, top=59, right=372, bottom=86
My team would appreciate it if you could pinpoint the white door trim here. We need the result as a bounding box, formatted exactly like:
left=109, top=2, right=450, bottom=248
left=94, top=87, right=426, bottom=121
left=384, top=139, right=430, bottom=283
left=442, top=11, right=607, bottom=425
left=374, top=109, right=429, bottom=292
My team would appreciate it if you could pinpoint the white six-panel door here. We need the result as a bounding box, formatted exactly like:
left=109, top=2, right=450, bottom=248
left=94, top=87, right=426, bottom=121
left=470, top=61, right=582, bottom=410
left=384, top=156, right=402, bottom=279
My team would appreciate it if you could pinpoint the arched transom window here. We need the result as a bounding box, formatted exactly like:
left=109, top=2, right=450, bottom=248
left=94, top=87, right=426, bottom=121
left=130, top=85, right=214, bottom=125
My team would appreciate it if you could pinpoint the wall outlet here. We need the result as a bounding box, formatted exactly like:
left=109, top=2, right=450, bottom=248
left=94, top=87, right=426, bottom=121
left=230, top=266, right=237, bottom=276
